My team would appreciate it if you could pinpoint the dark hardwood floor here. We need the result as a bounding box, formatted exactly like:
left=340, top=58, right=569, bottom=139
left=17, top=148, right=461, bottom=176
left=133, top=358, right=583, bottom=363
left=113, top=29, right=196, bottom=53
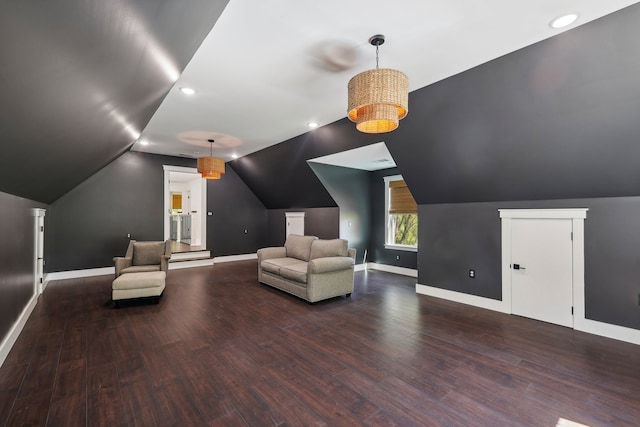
left=1, top=261, right=639, bottom=426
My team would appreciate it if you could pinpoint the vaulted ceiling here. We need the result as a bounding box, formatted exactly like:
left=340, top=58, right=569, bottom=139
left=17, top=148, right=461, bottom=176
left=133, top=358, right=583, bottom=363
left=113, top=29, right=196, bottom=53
left=1, top=0, right=638, bottom=204
left=0, top=0, right=229, bottom=203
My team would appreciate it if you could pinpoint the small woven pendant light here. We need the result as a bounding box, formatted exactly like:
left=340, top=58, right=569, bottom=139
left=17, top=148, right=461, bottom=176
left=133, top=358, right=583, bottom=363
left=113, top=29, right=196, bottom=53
left=197, top=139, right=225, bottom=180
left=348, top=35, right=408, bottom=133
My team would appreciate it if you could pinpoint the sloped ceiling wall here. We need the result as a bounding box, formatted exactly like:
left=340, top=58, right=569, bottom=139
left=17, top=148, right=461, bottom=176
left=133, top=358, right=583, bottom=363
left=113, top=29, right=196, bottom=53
left=0, top=0, right=229, bottom=203
left=230, top=120, right=377, bottom=209
left=232, top=4, right=640, bottom=207
left=392, top=4, right=640, bottom=205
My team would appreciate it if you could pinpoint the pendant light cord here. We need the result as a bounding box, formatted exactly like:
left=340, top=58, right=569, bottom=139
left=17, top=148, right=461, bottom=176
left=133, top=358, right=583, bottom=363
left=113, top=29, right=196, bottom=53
left=375, top=44, right=379, bottom=69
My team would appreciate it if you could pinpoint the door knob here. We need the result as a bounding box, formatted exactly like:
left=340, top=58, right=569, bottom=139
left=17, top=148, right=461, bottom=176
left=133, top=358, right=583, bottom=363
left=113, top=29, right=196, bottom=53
left=513, top=264, right=526, bottom=270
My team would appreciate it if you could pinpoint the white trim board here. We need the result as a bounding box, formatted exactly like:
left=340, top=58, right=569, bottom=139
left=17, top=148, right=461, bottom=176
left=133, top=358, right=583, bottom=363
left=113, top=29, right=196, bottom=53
left=367, top=263, right=418, bottom=278
left=416, top=283, right=640, bottom=345
left=0, top=293, right=38, bottom=368
left=416, top=284, right=510, bottom=314
left=45, top=267, right=115, bottom=282
left=499, top=208, right=588, bottom=219
left=213, top=253, right=257, bottom=263
left=163, top=164, right=207, bottom=248
left=42, top=253, right=261, bottom=282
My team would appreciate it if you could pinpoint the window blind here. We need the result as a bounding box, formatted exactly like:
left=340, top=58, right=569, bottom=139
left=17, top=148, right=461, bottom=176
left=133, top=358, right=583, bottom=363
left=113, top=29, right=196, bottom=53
left=389, top=179, right=417, bottom=214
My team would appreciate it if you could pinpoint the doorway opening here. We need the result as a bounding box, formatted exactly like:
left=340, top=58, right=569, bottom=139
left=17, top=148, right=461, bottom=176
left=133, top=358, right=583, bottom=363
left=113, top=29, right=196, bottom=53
left=163, top=165, right=207, bottom=253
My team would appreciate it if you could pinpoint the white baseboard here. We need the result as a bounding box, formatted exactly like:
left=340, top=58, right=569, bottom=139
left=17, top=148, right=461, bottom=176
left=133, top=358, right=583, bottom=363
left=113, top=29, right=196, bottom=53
left=416, top=283, right=510, bottom=314
left=367, top=263, right=418, bottom=278
left=213, top=253, right=257, bottom=263
left=0, top=293, right=38, bottom=368
left=575, top=317, right=640, bottom=346
left=45, top=267, right=115, bottom=282
left=416, top=283, right=640, bottom=346
left=354, top=263, right=366, bottom=272
left=43, top=254, right=258, bottom=281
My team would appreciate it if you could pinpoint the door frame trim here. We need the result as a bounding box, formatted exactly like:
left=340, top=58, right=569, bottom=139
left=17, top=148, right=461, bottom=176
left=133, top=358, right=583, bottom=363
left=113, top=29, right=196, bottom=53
left=163, top=165, right=207, bottom=248
left=499, top=208, right=588, bottom=327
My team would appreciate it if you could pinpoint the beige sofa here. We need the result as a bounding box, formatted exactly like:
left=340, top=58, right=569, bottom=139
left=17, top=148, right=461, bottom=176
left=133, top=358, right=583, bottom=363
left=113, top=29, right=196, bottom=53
left=257, top=234, right=356, bottom=303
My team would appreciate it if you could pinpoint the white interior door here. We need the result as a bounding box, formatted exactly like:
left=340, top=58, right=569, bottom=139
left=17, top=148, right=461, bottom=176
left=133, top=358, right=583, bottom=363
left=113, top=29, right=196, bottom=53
left=285, top=212, right=305, bottom=238
left=511, top=218, right=573, bottom=327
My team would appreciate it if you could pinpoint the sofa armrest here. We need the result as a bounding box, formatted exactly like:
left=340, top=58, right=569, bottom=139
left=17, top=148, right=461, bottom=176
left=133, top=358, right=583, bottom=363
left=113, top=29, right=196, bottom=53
left=113, top=256, right=132, bottom=277
left=160, top=255, right=171, bottom=273
left=257, top=247, right=287, bottom=262
left=308, top=257, right=354, bottom=274
left=347, top=248, right=356, bottom=261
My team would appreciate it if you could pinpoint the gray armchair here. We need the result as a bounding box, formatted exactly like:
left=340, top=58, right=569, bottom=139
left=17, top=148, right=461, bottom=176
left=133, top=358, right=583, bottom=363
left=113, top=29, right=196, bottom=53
left=114, top=240, right=171, bottom=278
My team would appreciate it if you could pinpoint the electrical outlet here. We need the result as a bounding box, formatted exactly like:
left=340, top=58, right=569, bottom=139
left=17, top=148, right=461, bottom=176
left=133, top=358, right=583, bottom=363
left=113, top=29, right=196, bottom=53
left=469, top=269, right=475, bottom=278
left=396, top=255, right=400, bottom=260
left=244, top=229, right=248, bottom=234
left=127, top=233, right=131, bottom=238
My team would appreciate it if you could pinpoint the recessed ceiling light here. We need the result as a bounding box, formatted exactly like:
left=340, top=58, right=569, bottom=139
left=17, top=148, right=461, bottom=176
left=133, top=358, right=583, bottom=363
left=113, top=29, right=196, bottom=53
left=179, top=87, right=196, bottom=95
left=550, top=13, right=578, bottom=29
left=307, top=122, right=319, bottom=128
left=232, top=154, right=239, bottom=159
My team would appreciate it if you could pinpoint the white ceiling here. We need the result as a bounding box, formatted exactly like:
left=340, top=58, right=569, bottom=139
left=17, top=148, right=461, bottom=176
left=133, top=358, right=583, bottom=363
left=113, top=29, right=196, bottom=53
left=308, top=142, right=396, bottom=171
left=132, top=0, right=639, bottom=161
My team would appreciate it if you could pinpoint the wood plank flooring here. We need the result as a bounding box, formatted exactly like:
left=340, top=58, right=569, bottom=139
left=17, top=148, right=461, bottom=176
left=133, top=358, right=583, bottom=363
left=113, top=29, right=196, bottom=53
left=1, top=260, right=639, bottom=426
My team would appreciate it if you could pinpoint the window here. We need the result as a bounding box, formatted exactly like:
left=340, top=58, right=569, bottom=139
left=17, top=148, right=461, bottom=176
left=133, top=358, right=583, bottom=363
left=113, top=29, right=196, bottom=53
left=384, top=175, right=418, bottom=251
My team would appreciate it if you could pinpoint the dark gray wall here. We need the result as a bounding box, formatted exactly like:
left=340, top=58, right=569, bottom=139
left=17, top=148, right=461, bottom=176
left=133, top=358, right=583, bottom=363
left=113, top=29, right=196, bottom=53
left=418, top=203, right=501, bottom=300
left=308, top=163, right=371, bottom=264
left=0, top=192, right=47, bottom=341
left=266, top=208, right=340, bottom=247
left=419, top=197, right=640, bottom=330
left=46, top=152, right=267, bottom=271
left=391, top=4, right=640, bottom=205
left=0, top=0, right=229, bottom=203
left=369, top=168, right=417, bottom=269
left=47, top=152, right=193, bottom=271
left=207, top=165, right=268, bottom=257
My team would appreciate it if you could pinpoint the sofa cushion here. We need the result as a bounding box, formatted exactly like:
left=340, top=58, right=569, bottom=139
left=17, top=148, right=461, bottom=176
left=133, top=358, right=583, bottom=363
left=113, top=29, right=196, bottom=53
left=310, top=238, right=348, bottom=260
left=133, top=241, right=165, bottom=266
left=279, top=261, right=309, bottom=284
left=113, top=271, right=166, bottom=290
left=261, top=257, right=302, bottom=275
left=284, top=234, right=317, bottom=261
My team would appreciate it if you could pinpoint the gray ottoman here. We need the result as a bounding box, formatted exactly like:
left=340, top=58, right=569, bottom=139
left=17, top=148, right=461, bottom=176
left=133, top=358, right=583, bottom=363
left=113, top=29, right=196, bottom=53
left=112, top=271, right=166, bottom=307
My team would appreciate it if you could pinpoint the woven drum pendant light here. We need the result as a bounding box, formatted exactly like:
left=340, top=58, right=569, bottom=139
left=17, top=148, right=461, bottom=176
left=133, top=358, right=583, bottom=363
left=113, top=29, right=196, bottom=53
left=197, top=139, right=225, bottom=180
left=348, top=35, right=408, bottom=133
